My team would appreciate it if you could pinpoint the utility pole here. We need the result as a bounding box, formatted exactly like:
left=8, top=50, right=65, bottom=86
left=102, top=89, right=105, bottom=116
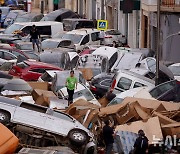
left=101, top=0, right=105, bottom=19
left=155, top=0, right=161, bottom=86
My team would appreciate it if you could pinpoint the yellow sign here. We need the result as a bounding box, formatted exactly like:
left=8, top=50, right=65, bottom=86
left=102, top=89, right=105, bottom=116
left=97, top=20, right=108, bottom=30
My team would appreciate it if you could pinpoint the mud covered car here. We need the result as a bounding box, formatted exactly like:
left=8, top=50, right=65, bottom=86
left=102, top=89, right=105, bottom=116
left=0, top=96, right=96, bottom=153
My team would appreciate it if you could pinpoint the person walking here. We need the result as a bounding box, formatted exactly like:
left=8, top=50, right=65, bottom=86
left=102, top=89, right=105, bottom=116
left=30, top=25, right=40, bottom=52
left=133, top=130, right=149, bottom=154
left=103, top=120, right=114, bottom=154
left=53, top=0, right=59, bottom=11
left=65, top=70, right=77, bottom=105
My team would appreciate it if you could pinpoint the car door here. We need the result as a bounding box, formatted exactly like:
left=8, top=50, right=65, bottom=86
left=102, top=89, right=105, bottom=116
left=26, top=68, right=46, bottom=81
left=90, top=32, right=100, bottom=45
left=114, top=77, right=132, bottom=94
left=44, top=109, right=75, bottom=136
left=79, top=34, right=90, bottom=51
left=13, top=103, right=47, bottom=129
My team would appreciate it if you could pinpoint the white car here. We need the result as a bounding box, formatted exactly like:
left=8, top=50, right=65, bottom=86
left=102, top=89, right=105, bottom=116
left=111, top=70, right=155, bottom=94
left=77, top=54, right=109, bottom=76
left=168, top=63, right=180, bottom=81
left=62, top=28, right=100, bottom=52
left=58, top=83, right=101, bottom=107
left=41, top=38, right=75, bottom=51
left=104, top=29, right=126, bottom=46
left=108, top=87, right=154, bottom=106
left=0, top=96, right=96, bottom=153
left=93, top=46, right=123, bottom=71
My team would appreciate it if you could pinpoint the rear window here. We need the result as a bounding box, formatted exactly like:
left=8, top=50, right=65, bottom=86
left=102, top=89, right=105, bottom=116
left=117, top=77, right=132, bottom=90
left=105, top=30, right=121, bottom=35
left=17, top=62, right=29, bottom=69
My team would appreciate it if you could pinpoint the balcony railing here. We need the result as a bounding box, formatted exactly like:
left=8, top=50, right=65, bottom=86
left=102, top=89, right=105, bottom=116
left=161, top=0, right=180, bottom=7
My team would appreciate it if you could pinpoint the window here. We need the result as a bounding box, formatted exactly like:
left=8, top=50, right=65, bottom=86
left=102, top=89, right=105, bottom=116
left=0, top=51, right=3, bottom=58
left=58, top=40, right=72, bottom=48
left=147, top=58, right=156, bottom=72
left=52, top=111, right=73, bottom=122
left=30, top=68, right=45, bottom=74
left=91, top=32, right=100, bottom=41
left=100, top=79, right=112, bottom=87
left=11, top=51, right=26, bottom=59
left=20, top=102, right=47, bottom=113
left=150, top=81, right=176, bottom=98
left=133, top=82, right=145, bottom=88
left=117, top=77, right=132, bottom=90
left=81, top=35, right=89, bottom=45
left=4, top=52, right=16, bottom=60
left=144, top=72, right=156, bottom=79
left=109, top=52, right=118, bottom=69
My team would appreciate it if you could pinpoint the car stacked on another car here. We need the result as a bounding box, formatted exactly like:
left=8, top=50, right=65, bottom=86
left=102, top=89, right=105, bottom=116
left=9, top=61, right=62, bottom=81
left=0, top=96, right=96, bottom=153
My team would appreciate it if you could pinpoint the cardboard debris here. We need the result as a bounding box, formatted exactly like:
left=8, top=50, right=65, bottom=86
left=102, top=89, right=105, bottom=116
left=115, top=117, right=163, bottom=144
left=35, top=94, right=49, bottom=107
left=122, top=97, right=180, bottom=111
left=79, top=68, right=93, bottom=81
left=98, top=96, right=109, bottom=107
left=28, top=82, right=49, bottom=90
left=161, top=123, right=180, bottom=137
left=32, top=89, right=56, bottom=101
left=152, top=111, right=177, bottom=125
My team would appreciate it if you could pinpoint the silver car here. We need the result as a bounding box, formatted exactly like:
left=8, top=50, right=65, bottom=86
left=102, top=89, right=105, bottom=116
left=0, top=96, right=96, bottom=153
left=104, top=29, right=126, bottom=46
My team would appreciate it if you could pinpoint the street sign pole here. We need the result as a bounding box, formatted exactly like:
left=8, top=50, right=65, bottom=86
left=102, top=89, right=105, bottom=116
left=156, top=0, right=161, bottom=86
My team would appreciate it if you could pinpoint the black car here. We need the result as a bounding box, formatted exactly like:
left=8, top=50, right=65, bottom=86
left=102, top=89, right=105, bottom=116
left=41, top=8, right=79, bottom=22
left=149, top=80, right=180, bottom=102
left=90, top=73, right=114, bottom=98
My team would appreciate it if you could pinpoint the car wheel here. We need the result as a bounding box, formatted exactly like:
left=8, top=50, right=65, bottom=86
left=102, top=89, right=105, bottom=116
left=0, top=111, right=10, bottom=125
left=68, top=129, right=88, bottom=146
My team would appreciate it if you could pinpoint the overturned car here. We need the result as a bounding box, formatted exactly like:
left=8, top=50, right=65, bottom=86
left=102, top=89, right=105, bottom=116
left=0, top=96, right=96, bottom=153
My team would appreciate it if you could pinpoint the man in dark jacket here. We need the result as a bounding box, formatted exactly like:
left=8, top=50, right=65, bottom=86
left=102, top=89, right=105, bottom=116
left=30, top=25, right=40, bottom=52
left=103, top=120, right=114, bottom=154
left=134, top=129, right=149, bottom=154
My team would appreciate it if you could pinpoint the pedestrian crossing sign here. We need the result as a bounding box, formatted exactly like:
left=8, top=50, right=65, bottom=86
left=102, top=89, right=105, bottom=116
left=97, top=20, right=108, bottom=30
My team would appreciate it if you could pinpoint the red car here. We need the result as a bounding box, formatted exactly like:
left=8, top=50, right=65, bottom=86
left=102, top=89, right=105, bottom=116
left=79, top=49, right=95, bottom=56
left=9, top=61, right=62, bottom=81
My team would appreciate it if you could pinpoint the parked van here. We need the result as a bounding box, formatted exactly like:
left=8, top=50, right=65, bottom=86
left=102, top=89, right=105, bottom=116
left=3, top=21, right=64, bottom=37
left=111, top=70, right=155, bottom=94
left=63, top=18, right=95, bottom=31
left=62, top=29, right=100, bottom=52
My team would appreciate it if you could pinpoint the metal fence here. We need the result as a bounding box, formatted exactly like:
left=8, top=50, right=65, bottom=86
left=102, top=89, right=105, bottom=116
left=161, top=0, right=180, bottom=7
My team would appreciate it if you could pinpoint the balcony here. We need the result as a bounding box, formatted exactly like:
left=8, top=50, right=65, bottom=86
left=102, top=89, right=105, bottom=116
left=142, top=0, right=180, bottom=12
left=161, top=0, right=180, bottom=12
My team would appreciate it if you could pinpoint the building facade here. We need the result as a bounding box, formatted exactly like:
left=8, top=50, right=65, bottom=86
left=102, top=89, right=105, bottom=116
left=141, top=0, right=180, bottom=62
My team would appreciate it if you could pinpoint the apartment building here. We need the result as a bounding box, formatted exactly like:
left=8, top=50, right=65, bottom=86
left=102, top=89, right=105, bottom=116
left=141, top=0, right=180, bottom=62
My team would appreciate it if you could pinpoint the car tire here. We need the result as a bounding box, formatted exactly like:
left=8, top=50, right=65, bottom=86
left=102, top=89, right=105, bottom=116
left=0, top=110, right=10, bottom=125
left=68, top=129, right=88, bottom=146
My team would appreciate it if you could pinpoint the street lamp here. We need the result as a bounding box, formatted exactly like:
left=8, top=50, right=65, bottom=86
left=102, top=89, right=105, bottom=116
left=155, top=31, right=180, bottom=85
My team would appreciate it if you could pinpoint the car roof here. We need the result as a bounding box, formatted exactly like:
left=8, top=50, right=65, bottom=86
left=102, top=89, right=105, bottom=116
left=115, top=87, right=149, bottom=98
left=63, top=18, right=93, bottom=21
left=169, top=63, right=180, bottom=67
left=117, top=70, right=155, bottom=84
left=43, top=38, right=72, bottom=43
left=66, top=28, right=99, bottom=35
left=93, top=46, right=118, bottom=58
left=19, top=12, right=42, bottom=18
left=60, top=83, right=86, bottom=96
left=0, top=96, right=21, bottom=106
left=14, top=21, right=63, bottom=26
left=24, top=60, right=61, bottom=69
